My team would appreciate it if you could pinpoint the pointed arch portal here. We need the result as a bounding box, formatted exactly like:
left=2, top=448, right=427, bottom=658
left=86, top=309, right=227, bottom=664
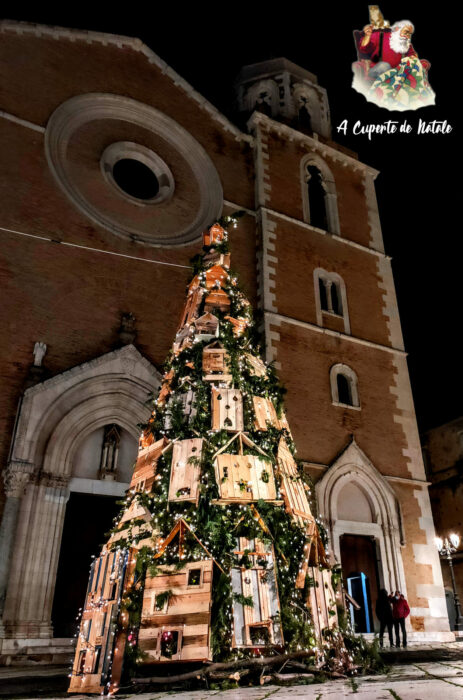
left=316, top=441, right=407, bottom=632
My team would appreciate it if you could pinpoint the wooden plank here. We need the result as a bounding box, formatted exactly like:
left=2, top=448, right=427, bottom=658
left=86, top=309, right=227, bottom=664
left=277, top=438, right=315, bottom=525
left=204, top=288, right=230, bottom=313
left=245, top=353, right=267, bottom=377
left=253, top=396, right=279, bottom=430
left=193, top=312, right=219, bottom=338
left=130, top=437, right=170, bottom=491
left=168, top=438, right=203, bottom=504
left=215, top=455, right=276, bottom=502
left=205, top=264, right=228, bottom=289
left=211, top=388, right=243, bottom=431
left=203, top=222, right=225, bottom=246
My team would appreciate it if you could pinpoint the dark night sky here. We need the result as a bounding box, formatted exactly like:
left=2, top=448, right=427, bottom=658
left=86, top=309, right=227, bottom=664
left=3, top=2, right=460, bottom=433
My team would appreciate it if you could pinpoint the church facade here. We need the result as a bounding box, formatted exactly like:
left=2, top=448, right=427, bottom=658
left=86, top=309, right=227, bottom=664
left=0, top=20, right=452, bottom=664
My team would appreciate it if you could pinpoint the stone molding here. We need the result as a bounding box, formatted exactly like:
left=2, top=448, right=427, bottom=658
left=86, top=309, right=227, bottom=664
left=3, top=462, right=34, bottom=498
left=12, top=344, right=161, bottom=469
left=316, top=439, right=407, bottom=595
left=44, top=93, right=223, bottom=247
left=247, top=112, right=378, bottom=177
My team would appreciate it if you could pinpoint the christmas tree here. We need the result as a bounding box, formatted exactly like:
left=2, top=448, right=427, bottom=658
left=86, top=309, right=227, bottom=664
left=69, top=219, right=347, bottom=695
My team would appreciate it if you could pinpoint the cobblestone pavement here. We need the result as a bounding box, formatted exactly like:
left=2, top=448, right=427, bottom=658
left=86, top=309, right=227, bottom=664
left=1, top=647, right=463, bottom=699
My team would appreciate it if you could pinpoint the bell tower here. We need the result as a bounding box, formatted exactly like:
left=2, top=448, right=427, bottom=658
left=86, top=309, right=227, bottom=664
left=235, top=57, right=331, bottom=138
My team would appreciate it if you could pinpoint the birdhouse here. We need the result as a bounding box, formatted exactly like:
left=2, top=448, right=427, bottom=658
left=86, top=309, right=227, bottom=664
left=245, top=352, right=267, bottom=377
left=211, top=387, right=243, bottom=431
left=277, top=438, right=315, bottom=527
left=202, top=341, right=232, bottom=383
left=68, top=549, right=129, bottom=694
left=203, top=222, right=225, bottom=247
left=130, top=437, right=171, bottom=492
left=204, top=288, right=230, bottom=313
left=205, top=264, right=228, bottom=290
left=139, top=558, right=214, bottom=663
left=137, top=519, right=221, bottom=664
left=168, top=438, right=203, bottom=504
left=231, top=538, right=283, bottom=648
left=224, top=315, right=247, bottom=336
left=193, top=313, right=219, bottom=341
left=214, top=454, right=277, bottom=502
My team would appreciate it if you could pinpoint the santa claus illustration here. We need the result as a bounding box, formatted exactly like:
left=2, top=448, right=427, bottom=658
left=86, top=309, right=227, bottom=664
left=352, top=11, right=435, bottom=110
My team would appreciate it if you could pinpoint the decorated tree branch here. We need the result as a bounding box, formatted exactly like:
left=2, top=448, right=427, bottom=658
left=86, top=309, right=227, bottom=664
left=68, top=219, right=357, bottom=695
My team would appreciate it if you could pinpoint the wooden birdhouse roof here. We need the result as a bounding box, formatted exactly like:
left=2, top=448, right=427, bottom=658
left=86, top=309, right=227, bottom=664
left=153, top=518, right=224, bottom=573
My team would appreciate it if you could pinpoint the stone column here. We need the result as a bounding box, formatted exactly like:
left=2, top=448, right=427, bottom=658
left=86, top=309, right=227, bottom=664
left=0, top=461, right=34, bottom=623
left=2, top=472, right=70, bottom=640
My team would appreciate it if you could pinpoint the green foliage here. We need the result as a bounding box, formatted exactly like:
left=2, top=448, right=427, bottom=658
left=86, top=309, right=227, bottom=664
left=232, top=593, right=254, bottom=608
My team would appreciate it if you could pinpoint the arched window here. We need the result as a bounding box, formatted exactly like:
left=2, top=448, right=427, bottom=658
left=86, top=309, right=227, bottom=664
left=301, top=155, right=340, bottom=235
left=306, top=166, right=327, bottom=231
left=330, top=364, right=360, bottom=409
left=337, top=373, right=352, bottom=405
left=298, top=100, right=313, bottom=131
left=245, top=79, right=279, bottom=117
left=314, top=269, right=350, bottom=334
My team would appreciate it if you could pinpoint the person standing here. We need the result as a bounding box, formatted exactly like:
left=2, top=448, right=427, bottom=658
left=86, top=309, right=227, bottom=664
left=376, top=589, right=394, bottom=647
left=391, top=590, right=410, bottom=648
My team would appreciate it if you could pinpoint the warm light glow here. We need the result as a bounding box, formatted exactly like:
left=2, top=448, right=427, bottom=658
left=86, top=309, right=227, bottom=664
left=434, top=536, right=443, bottom=552
left=449, top=533, right=460, bottom=549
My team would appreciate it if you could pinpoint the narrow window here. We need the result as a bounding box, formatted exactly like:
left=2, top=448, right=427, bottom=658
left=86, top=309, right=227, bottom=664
left=160, top=630, right=179, bottom=658
left=188, top=569, right=201, bottom=586
left=93, top=646, right=102, bottom=673
left=307, top=166, right=327, bottom=230
left=337, top=374, right=353, bottom=406
left=331, top=282, right=342, bottom=315
left=319, top=277, right=329, bottom=311
left=299, top=103, right=312, bottom=131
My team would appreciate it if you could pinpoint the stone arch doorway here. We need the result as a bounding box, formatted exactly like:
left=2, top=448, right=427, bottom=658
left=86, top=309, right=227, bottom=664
left=51, top=423, right=138, bottom=638
left=0, top=346, right=160, bottom=663
left=316, top=440, right=407, bottom=632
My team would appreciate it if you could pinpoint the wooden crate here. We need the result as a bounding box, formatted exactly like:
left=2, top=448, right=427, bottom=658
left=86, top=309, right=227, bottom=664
left=130, top=437, right=170, bottom=492
left=211, top=387, right=243, bottom=431
left=214, top=454, right=277, bottom=502
left=168, top=438, right=203, bottom=504
left=68, top=549, right=129, bottom=694
left=138, top=559, right=213, bottom=663
left=203, top=222, right=225, bottom=246
left=231, top=538, right=283, bottom=647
